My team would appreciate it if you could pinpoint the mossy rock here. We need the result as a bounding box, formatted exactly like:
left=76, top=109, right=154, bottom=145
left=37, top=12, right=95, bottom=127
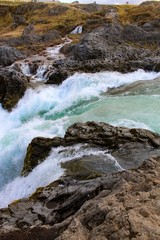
left=61, top=155, right=120, bottom=180
left=22, top=136, right=64, bottom=176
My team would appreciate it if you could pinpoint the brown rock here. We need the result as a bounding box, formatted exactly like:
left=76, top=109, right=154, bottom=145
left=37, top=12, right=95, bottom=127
left=22, top=122, right=160, bottom=176
left=0, top=156, right=160, bottom=240
left=21, top=137, right=64, bottom=176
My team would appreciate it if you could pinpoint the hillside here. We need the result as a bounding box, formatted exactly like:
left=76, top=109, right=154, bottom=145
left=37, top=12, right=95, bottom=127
left=0, top=1, right=160, bottom=38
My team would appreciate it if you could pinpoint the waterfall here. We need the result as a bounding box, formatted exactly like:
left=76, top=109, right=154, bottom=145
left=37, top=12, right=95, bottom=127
left=70, top=26, right=83, bottom=34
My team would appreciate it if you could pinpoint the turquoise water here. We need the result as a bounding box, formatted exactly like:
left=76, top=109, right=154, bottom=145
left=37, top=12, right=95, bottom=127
left=0, top=69, right=160, bottom=208
left=68, top=95, right=160, bottom=132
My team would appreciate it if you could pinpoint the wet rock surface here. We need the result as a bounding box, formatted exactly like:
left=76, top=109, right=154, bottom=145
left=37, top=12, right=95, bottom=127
left=21, top=137, right=64, bottom=176
left=0, top=45, right=25, bottom=67
left=0, top=155, right=160, bottom=240
left=107, top=76, right=160, bottom=96
left=61, top=154, right=121, bottom=180
left=22, top=122, right=160, bottom=176
left=0, top=67, right=28, bottom=111
left=45, top=69, right=69, bottom=85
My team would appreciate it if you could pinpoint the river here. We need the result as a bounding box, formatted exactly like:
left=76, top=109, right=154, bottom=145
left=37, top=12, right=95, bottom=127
left=0, top=41, right=160, bottom=208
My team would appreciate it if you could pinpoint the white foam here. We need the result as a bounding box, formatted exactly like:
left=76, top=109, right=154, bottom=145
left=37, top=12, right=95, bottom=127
left=20, top=62, right=31, bottom=76
left=0, top=69, right=160, bottom=208
left=33, top=64, right=48, bottom=81
left=0, top=144, right=122, bottom=208
left=112, top=119, right=152, bottom=130
left=46, top=37, right=72, bottom=60
left=70, top=26, right=83, bottom=34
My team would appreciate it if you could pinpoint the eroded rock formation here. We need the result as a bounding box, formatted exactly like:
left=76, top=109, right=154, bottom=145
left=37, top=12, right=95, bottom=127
left=0, top=155, right=159, bottom=240
left=22, top=122, right=160, bottom=175
left=58, top=23, right=160, bottom=73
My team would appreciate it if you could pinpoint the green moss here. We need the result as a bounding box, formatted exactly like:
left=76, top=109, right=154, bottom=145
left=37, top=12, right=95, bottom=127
left=61, top=159, right=102, bottom=180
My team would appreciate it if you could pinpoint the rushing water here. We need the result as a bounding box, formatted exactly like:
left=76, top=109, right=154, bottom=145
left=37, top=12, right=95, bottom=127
left=0, top=53, right=160, bottom=208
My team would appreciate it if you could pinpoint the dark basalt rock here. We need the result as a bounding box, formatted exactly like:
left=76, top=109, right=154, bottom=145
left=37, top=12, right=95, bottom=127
left=7, top=28, right=62, bottom=48
left=0, top=68, right=28, bottom=111
left=45, top=69, right=69, bottom=85
left=56, top=23, right=160, bottom=73
left=0, top=46, right=25, bottom=67
left=21, top=137, right=64, bottom=176
left=22, top=121, right=160, bottom=176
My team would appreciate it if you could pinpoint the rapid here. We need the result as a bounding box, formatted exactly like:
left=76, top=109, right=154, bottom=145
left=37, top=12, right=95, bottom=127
left=0, top=42, right=160, bottom=208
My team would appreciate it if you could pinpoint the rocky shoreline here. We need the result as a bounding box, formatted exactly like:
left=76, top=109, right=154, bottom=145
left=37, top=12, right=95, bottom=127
left=0, top=2, right=160, bottom=111
left=0, top=2, right=160, bottom=239
left=0, top=122, right=160, bottom=240
left=0, top=135, right=159, bottom=239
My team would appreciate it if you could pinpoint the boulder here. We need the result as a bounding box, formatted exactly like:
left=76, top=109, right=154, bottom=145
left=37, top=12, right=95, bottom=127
left=7, top=29, right=62, bottom=50
left=0, top=68, right=28, bottom=111
left=56, top=23, right=160, bottom=73
left=45, top=69, right=68, bottom=85
left=0, top=46, right=25, bottom=67
left=41, top=30, right=62, bottom=42
left=21, top=137, right=64, bottom=176
left=61, top=154, right=121, bottom=180
left=22, top=121, right=160, bottom=176
left=0, top=155, right=160, bottom=240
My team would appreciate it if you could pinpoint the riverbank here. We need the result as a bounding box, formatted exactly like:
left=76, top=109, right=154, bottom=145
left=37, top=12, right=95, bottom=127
left=0, top=1, right=160, bottom=239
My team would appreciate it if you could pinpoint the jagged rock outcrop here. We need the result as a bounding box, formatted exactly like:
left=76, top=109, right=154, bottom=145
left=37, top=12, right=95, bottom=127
left=58, top=23, right=160, bottom=73
left=45, top=69, right=68, bottom=85
left=8, top=28, right=62, bottom=49
left=0, top=46, right=25, bottom=67
left=21, top=137, right=64, bottom=176
left=0, top=68, right=28, bottom=111
left=0, top=155, right=160, bottom=240
left=22, top=122, right=160, bottom=176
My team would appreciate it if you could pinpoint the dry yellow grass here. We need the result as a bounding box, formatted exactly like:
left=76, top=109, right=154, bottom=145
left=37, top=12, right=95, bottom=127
left=0, top=2, right=159, bottom=39
left=117, top=4, right=160, bottom=25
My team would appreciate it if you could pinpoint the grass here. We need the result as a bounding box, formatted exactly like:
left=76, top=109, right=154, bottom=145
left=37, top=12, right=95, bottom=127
left=0, top=2, right=89, bottom=37
left=0, top=2, right=159, bottom=40
left=117, top=4, right=160, bottom=25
